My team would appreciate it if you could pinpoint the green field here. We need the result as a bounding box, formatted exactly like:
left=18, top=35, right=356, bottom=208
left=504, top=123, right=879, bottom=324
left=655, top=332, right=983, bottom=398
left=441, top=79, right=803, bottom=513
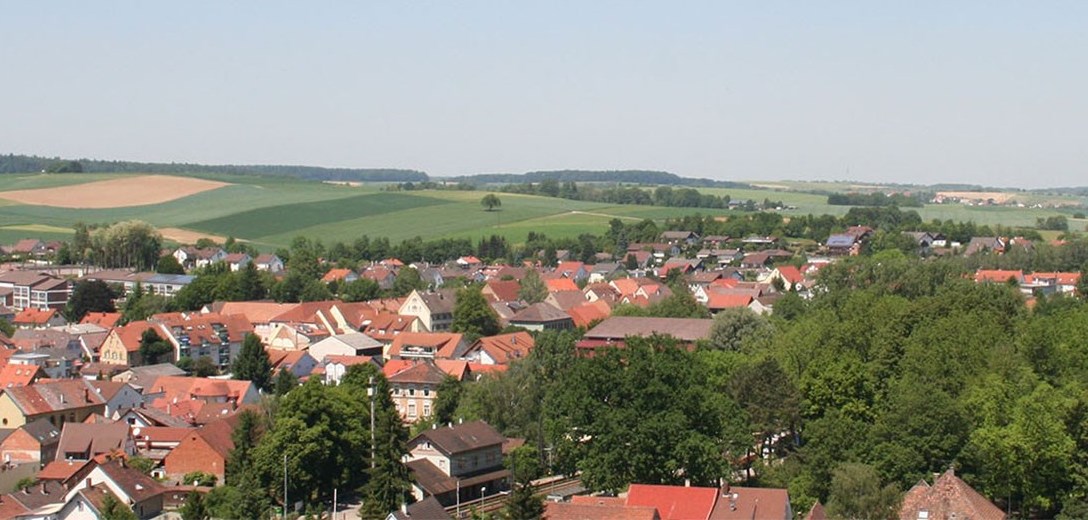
left=0, top=172, right=1080, bottom=249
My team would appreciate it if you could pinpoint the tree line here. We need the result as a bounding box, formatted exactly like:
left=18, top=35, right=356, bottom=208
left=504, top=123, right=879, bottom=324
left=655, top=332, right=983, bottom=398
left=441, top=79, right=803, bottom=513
left=0, top=153, right=427, bottom=182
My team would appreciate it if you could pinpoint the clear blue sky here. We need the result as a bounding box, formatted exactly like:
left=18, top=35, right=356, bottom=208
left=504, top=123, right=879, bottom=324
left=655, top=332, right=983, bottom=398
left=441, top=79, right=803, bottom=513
left=3, top=2, right=1086, bottom=188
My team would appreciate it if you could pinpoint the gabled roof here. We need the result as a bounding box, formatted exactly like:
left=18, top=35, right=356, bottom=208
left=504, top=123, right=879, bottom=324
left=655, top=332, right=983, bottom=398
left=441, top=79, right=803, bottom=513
left=547, top=290, right=588, bottom=311
left=510, top=302, right=571, bottom=324
left=21, top=418, right=61, bottom=445
left=3, top=379, right=106, bottom=416
left=120, top=363, right=186, bottom=388
left=0, top=363, right=43, bottom=388
left=13, top=308, right=58, bottom=326
left=545, top=501, right=660, bottom=520
left=217, top=301, right=299, bottom=324
left=4, top=479, right=66, bottom=511
left=899, top=469, right=1005, bottom=520
left=322, top=268, right=356, bottom=283
left=568, top=300, right=613, bottom=328
left=974, top=269, right=1024, bottom=284
left=113, top=321, right=169, bottom=353
left=388, top=332, right=464, bottom=359
left=390, top=496, right=453, bottom=520
left=826, top=233, right=859, bottom=248
left=483, top=280, right=522, bottom=303
left=706, top=293, right=754, bottom=311
left=774, top=265, right=804, bottom=285
left=410, top=289, right=458, bottom=315
left=583, top=317, right=714, bottom=343
left=388, top=361, right=448, bottom=386
left=56, top=421, right=131, bottom=461
left=80, top=312, right=121, bottom=328
left=708, top=486, right=791, bottom=520
left=467, top=332, right=535, bottom=364
left=96, top=458, right=166, bottom=503
left=410, top=420, right=504, bottom=456
left=627, top=484, right=719, bottom=520
left=546, top=278, right=580, bottom=293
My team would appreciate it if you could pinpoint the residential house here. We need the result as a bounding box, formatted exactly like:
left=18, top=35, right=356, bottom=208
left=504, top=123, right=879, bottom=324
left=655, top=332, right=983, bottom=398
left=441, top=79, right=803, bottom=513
left=9, top=239, right=47, bottom=258
left=545, top=278, right=580, bottom=293
left=173, top=246, right=226, bottom=270
left=322, top=268, right=359, bottom=284
left=899, top=468, right=1005, bottom=520
left=267, top=349, right=318, bottom=379
left=12, top=307, right=66, bottom=329
left=362, top=314, right=423, bottom=346
left=99, top=321, right=172, bottom=367
left=87, top=381, right=144, bottom=418
left=964, top=236, right=1006, bottom=256
left=0, top=380, right=108, bottom=428
left=0, top=418, right=60, bottom=463
left=577, top=316, right=714, bottom=355
left=143, top=376, right=260, bottom=416
left=481, top=280, right=521, bottom=303
left=388, top=332, right=466, bottom=361
left=825, top=233, right=863, bottom=256
left=308, top=332, right=384, bottom=362
left=0, top=271, right=72, bottom=311
left=456, top=256, right=483, bottom=270
left=387, top=496, right=452, bottom=520
left=253, top=253, right=284, bottom=273
left=708, top=485, right=793, bottom=520
left=80, top=312, right=121, bottom=328
left=544, top=501, right=660, bottom=520
left=626, top=484, right=719, bottom=520
left=545, top=290, right=588, bottom=312
left=567, top=300, right=613, bottom=328
left=65, top=459, right=166, bottom=519
left=458, top=332, right=534, bottom=365
left=361, top=266, right=397, bottom=290
left=388, top=361, right=448, bottom=422
left=399, top=289, right=457, bottom=332
left=974, top=269, right=1025, bottom=285
left=111, top=363, right=186, bottom=391
left=405, top=421, right=510, bottom=506
left=555, top=261, right=588, bottom=282
left=0, top=480, right=67, bottom=519
left=660, top=230, right=700, bottom=246
left=0, top=364, right=43, bottom=388
left=767, top=265, right=806, bottom=292
left=163, top=415, right=241, bottom=483
left=55, top=421, right=136, bottom=461
left=223, top=253, right=251, bottom=272
left=508, top=302, right=574, bottom=331
left=322, top=355, right=380, bottom=385
left=586, top=263, right=621, bottom=284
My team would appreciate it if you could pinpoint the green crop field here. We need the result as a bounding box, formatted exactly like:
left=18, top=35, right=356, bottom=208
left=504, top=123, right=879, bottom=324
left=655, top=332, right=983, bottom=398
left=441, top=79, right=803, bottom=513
left=0, top=172, right=1080, bottom=250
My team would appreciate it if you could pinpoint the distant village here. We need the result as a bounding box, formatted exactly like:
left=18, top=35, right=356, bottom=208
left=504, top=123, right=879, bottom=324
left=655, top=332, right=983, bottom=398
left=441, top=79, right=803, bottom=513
left=0, top=224, right=1076, bottom=520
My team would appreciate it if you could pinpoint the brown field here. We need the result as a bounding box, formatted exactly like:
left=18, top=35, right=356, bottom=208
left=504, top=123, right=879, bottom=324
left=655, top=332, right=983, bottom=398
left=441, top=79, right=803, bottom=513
left=937, top=191, right=1016, bottom=204
left=0, top=175, right=230, bottom=208
left=159, top=227, right=231, bottom=245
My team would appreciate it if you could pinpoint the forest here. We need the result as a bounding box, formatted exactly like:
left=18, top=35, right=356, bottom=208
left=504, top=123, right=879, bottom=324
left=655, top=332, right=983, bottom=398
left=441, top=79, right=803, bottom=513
left=450, top=169, right=750, bottom=188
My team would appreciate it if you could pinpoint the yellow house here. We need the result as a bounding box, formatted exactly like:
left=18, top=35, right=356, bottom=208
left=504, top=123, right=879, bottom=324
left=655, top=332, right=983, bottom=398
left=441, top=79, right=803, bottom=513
left=100, top=322, right=169, bottom=366
left=0, top=380, right=107, bottom=428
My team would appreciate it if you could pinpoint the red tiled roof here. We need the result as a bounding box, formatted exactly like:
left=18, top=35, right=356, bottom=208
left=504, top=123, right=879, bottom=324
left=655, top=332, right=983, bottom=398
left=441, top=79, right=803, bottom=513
left=899, top=469, right=1005, bottom=520
left=0, top=363, right=43, bottom=388
left=80, top=312, right=121, bottom=328
left=626, top=484, right=719, bottom=520
left=546, top=278, right=580, bottom=293
left=388, top=332, right=464, bottom=359
left=545, top=502, right=660, bottom=520
left=469, top=331, right=534, bottom=364
left=974, top=269, right=1024, bottom=284
left=706, top=293, right=754, bottom=310
left=13, top=308, right=56, bottom=326
left=567, top=300, right=612, bottom=328
left=322, top=268, right=355, bottom=283
left=708, top=486, right=790, bottom=520
left=484, top=280, right=522, bottom=303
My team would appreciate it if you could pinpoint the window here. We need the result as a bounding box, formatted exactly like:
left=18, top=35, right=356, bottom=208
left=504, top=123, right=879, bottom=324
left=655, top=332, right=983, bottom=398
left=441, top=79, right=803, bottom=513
left=408, top=403, right=416, bottom=417
left=423, top=404, right=431, bottom=417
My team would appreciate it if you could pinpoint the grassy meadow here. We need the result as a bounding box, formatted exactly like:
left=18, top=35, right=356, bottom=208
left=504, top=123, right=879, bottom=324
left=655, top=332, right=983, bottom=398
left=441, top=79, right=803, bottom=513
left=0, top=172, right=1082, bottom=250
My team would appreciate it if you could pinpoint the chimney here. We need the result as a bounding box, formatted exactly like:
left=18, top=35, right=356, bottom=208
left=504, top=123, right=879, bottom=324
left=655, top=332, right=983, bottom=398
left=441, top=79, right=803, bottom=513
left=40, top=481, right=46, bottom=495
left=400, top=503, right=407, bottom=515
left=684, top=479, right=690, bottom=487
left=86, top=478, right=92, bottom=489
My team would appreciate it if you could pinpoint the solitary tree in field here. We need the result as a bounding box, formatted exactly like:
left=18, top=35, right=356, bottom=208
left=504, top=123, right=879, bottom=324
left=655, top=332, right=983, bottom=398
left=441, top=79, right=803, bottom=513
left=481, top=193, right=502, bottom=211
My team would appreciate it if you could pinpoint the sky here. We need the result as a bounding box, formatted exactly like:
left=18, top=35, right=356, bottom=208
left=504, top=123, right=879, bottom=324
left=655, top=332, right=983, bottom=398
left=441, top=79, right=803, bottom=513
left=2, top=2, right=1087, bottom=188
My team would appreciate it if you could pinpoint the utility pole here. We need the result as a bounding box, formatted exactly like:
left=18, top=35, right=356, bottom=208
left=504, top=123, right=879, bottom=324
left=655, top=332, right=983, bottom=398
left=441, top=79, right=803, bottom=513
left=283, top=453, right=288, bottom=520
left=369, top=376, right=376, bottom=470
